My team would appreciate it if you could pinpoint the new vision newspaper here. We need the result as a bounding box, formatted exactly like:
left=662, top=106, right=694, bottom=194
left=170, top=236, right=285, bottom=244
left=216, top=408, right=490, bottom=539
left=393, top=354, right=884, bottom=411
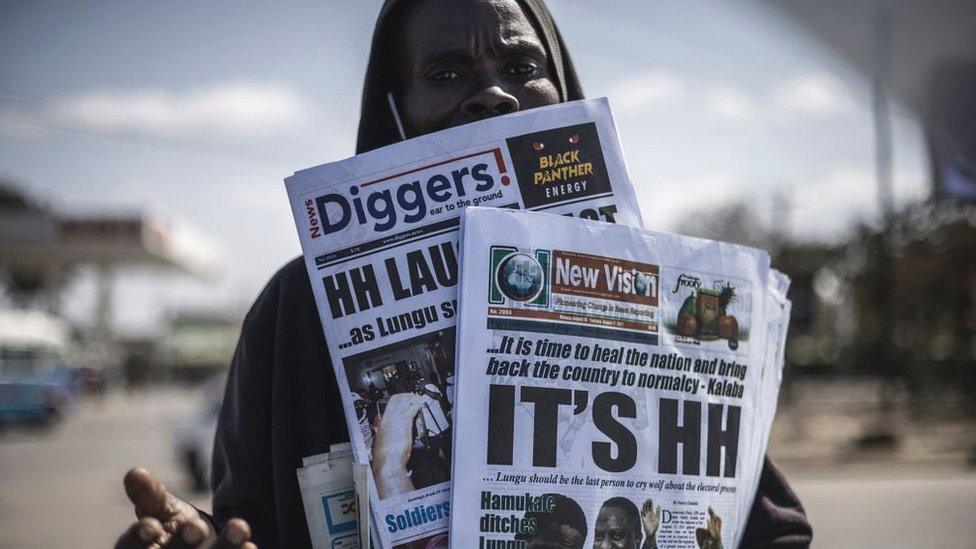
left=285, top=98, right=644, bottom=548
left=450, top=207, right=791, bottom=549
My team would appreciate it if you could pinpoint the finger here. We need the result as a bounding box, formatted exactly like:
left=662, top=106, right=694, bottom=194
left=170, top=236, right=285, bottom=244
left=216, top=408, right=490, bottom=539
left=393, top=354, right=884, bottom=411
left=163, top=518, right=210, bottom=549
left=210, top=518, right=252, bottom=549
left=115, top=521, right=147, bottom=549
left=655, top=506, right=661, bottom=519
left=115, top=517, right=165, bottom=549
left=124, top=468, right=171, bottom=519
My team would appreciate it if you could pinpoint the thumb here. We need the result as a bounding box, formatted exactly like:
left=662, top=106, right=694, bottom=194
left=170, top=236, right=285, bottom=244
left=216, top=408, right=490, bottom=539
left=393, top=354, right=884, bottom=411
left=124, top=468, right=170, bottom=519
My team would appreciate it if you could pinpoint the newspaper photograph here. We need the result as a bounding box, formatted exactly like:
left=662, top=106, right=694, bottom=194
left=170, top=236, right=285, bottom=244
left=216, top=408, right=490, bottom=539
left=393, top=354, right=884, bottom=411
left=450, top=207, right=787, bottom=549
left=285, top=98, right=643, bottom=548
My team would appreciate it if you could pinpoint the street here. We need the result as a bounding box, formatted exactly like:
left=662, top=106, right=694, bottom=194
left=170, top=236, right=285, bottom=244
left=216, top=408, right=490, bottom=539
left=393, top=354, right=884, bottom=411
left=0, top=390, right=209, bottom=549
left=790, top=472, right=976, bottom=548
left=0, top=389, right=974, bottom=548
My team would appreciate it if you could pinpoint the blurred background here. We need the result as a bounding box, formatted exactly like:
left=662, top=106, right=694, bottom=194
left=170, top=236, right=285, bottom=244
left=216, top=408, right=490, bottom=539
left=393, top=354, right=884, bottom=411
left=1, top=0, right=974, bottom=547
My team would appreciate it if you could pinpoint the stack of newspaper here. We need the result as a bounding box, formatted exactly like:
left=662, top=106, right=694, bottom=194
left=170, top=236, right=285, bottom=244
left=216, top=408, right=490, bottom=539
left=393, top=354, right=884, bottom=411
left=286, top=98, right=792, bottom=549
left=296, top=443, right=365, bottom=549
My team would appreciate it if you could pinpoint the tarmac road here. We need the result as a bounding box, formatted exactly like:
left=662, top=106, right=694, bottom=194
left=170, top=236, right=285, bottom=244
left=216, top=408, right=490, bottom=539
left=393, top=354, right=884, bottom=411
left=789, top=469, right=976, bottom=548
left=0, top=389, right=974, bottom=548
left=0, top=389, right=210, bottom=549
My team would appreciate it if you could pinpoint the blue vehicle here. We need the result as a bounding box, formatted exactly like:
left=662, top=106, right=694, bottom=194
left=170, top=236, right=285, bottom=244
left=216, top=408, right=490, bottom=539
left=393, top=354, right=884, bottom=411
left=0, top=311, right=77, bottom=426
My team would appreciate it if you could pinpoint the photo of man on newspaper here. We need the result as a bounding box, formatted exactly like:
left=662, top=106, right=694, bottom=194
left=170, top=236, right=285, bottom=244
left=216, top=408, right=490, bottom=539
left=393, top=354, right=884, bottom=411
left=592, top=497, right=661, bottom=549
left=342, top=329, right=455, bottom=499
left=514, top=494, right=588, bottom=549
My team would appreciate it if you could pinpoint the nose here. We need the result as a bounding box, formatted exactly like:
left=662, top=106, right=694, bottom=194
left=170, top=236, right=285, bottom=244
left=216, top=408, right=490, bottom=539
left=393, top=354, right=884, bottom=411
left=460, top=85, right=520, bottom=119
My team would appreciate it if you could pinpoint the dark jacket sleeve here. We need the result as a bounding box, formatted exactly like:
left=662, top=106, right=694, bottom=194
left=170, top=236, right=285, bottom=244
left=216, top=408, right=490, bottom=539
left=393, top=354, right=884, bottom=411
left=740, top=457, right=813, bottom=548
left=209, top=266, right=283, bottom=546
left=209, top=258, right=349, bottom=548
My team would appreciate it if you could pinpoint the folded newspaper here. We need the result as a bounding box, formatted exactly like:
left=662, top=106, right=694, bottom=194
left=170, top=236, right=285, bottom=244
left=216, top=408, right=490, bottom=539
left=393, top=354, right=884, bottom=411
left=449, top=207, right=791, bottom=549
left=296, top=443, right=362, bottom=549
left=286, top=98, right=644, bottom=548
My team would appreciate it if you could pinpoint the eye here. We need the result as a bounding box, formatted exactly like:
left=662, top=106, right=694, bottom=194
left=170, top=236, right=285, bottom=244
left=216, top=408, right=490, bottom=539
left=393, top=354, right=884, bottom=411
left=428, top=70, right=461, bottom=82
left=507, top=62, right=539, bottom=76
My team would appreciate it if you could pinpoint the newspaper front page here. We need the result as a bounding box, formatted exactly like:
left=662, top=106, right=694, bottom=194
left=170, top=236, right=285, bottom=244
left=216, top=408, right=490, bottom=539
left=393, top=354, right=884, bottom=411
left=451, top=207, right=784, bottom=549
left=285, top=98, right=643, bottom=548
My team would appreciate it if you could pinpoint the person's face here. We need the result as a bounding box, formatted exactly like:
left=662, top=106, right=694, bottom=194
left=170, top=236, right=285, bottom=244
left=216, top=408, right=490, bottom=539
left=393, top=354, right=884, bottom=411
left=593, top=506, right=636, bottom=549
left=398, top=0, right=560, bottom=137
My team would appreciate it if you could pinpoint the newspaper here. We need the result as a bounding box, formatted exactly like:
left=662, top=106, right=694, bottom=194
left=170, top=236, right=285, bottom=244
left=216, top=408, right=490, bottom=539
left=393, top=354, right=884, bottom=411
left=297, top=444, right=361, bottom=549
left=285, top=98, right=643, bottom=548
left=450, top=207, right=790, bottom=549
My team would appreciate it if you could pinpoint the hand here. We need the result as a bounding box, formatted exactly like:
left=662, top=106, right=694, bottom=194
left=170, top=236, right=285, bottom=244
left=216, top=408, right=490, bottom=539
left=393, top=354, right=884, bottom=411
left=114, top=467, right=256, bottom=549
left=641, top=498, right=661, bottom=538
left=371, top=393, right=424, bottom=498
left=694, top=507, right=723, bottom=549
left=706, top=506, right=722, bottom=539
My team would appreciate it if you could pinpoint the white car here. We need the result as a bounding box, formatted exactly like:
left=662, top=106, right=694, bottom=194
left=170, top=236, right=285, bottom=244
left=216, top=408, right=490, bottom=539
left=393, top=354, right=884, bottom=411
left=172, top=375, right=225, bottom=492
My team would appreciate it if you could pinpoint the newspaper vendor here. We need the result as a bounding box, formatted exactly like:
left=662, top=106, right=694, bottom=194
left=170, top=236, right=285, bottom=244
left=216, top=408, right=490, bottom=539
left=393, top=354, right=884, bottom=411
left=113, top=1, right=813, bottom=548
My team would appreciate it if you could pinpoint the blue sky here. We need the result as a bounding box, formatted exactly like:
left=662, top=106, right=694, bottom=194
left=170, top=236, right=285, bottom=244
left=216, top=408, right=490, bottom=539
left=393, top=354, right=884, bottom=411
left=0, top=0, right=928, bottom=334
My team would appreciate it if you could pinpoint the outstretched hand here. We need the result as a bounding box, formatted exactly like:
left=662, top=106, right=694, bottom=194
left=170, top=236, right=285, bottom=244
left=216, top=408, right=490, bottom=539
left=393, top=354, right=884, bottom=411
left=114, top=468, right=256, bottom=549
left=695, top=507, right=723, bottom=549
left=706, top=506, right=722, bottom=539
left=641, top=498, right=661, bottom=538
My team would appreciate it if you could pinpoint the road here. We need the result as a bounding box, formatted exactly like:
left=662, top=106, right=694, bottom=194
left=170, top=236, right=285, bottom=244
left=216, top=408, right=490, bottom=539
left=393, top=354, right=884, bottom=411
left=0, top=389, right=209, bottom=549
left=790, top=472, right=976, bottom=548
left=1, top=389, right=974, bottom=548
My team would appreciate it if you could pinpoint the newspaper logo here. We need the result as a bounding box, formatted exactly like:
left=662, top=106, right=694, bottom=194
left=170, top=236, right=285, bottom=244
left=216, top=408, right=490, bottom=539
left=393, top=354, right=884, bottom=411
left=312, top=148, right=509, bottom=237
left=305, top=198, right=324, bottom=239
left=505, top=122, right=612, bottom=209
left=488, top=246, right=551, bottom=307
left=552, top=250, right=659, bottom=306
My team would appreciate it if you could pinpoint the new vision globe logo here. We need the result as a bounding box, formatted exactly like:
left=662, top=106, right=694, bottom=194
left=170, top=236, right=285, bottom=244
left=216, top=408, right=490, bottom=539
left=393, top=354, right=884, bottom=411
left=634, top=272, right=652, bottom=297
left=488, top=246, right=551, bottom=306
left=496, top=253, right=544, bottom=301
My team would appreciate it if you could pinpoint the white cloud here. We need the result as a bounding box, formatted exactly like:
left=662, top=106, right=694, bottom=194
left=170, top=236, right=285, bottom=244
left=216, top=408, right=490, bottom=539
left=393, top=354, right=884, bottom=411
left=790, top=167, right=879, bottom=239
left=0, top=107, right=50, bottom=139
left=50, top=82, right=307, bottom=136
left=633, top=168, right=884, bottom=242
left=608, top=71, right=683, bottom=115
left=705, top=86, right=753, bottom=120
left=632, top=174, right=741, bottom=233
left=773, top=72, right=852, bottom=116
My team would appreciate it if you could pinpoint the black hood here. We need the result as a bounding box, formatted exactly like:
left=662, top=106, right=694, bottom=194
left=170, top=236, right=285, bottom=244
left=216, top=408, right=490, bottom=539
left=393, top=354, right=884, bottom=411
left=355, top=0, right=585, bottom=154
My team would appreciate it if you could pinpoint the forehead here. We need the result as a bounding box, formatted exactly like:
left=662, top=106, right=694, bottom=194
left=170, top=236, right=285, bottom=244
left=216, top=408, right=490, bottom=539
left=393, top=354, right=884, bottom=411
left=401, top=0, right=544, bottom=61
left=596, top=506, right=632, bottom=529
left=556, top=524, right=584, bottom=544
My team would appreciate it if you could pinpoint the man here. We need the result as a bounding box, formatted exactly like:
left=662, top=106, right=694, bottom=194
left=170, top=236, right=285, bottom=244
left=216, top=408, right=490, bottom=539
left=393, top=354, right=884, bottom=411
left=416, top=379, right=450, bottom=438
left=515, top=494, right=587, bottom=549
left=592, top=497, right=657, bottom=549
left=115, top=1, right=813, bottom=547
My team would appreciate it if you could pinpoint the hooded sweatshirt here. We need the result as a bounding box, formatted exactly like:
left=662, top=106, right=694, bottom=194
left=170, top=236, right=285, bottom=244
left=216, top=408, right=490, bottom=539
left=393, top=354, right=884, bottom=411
left=210, top=2, right=813, bottom=547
